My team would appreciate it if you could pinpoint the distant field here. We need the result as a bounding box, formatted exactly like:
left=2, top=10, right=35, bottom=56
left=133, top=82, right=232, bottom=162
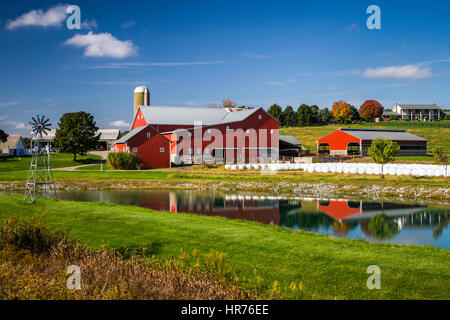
left=0, top=153, right=101, bottom=172
left=280, top=123, right=450, bottom=154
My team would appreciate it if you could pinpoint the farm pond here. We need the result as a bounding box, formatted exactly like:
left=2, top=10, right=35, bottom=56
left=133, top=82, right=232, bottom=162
left=57, top=189, right=449, bottom=249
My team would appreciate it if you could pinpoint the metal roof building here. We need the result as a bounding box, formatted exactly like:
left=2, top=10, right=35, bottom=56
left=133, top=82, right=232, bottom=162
left=0, top=135, right=25, bottom=156
left=317, top=128, right=427, bottom=157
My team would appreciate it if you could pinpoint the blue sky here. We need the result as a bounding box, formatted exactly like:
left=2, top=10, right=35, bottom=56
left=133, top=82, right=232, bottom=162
left=1, top=0, right=450, bottom=134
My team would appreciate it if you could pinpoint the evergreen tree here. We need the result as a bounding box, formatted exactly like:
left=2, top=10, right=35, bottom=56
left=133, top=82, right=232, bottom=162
left=281, top=105, right=296, bottom=127
left=267, top=104, right=283, bottom=121
left=318, top=108, right=332, bottom=124
left=297, top=104, right=312, bottom=126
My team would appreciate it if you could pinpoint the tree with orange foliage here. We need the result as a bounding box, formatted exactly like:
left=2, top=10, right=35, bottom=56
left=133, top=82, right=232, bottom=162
left=222, top=99, right=237, bottom=108
left=359, top=100, right=384, bottom=122
left=332, top=101, right=353, bottom=124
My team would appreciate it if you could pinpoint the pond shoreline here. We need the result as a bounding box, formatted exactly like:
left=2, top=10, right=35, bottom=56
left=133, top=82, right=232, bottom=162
left=1, top=179, right=448, bottom=205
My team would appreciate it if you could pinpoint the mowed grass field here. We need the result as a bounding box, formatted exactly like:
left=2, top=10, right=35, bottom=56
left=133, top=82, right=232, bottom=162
left=280, top=124, right=450, bottom=154
left=0, top=153, right=101, bottom=172
left=0, top=195, right=449, bottom=299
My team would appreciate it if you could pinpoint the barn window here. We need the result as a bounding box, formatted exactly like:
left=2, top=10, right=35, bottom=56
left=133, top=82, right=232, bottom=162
left=147, top=132, right=151, bottom=139
left=318, top=143, right=330, bottom=154
left=188, top=148, right=192, bottom=154
left=347, top=143, right=360, bottom=155
left=204, top=148, right=210, bottom=155
left=207, top=129, right=211, bottom=133
left=132, top=147, right=138, bottom=152
left=270, top=129, right=274, bottom=134
left=258, top=114, right=262, bottom=120
left=196, top=148, right=201, bottom=154
left=160, top=147, right=165, bottom=153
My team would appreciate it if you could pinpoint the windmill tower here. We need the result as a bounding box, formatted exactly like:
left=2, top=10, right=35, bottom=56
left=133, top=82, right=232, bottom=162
left=24, top=115, right=56, bottom=202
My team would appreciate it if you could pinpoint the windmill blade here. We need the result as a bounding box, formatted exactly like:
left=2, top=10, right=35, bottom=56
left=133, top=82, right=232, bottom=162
left=31, top=117, right=37, bottom=125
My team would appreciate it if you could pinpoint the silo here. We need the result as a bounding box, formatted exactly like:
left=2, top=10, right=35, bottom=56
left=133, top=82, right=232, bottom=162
left=133, top=86, right=150, bottom=116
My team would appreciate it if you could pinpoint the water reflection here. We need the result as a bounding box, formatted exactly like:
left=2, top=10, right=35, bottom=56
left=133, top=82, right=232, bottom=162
left=57, top=190, right=449, bottom=249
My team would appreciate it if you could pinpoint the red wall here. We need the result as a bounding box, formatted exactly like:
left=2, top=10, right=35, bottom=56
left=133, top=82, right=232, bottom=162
left=131, top=109, right=148, bottom=130
left=114, top=126, right=170, bottom=169
left=169, top=109, right=279, bottom=159
left=317, top=130, right=360, bottom=151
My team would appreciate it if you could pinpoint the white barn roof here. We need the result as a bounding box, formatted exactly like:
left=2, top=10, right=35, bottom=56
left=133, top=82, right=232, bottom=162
left=97, top=129, right=120, bottom=141
left=138, top=106, right=261, bottom=126
left=340, top=128, right=427, bottom=141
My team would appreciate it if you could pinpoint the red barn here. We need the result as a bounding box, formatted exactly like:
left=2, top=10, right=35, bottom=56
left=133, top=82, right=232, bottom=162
left=113, top=87, right=279, bottom=168
left=317, top=128, right=427, bottom=156
left=113, top=125, right=171, bottom=169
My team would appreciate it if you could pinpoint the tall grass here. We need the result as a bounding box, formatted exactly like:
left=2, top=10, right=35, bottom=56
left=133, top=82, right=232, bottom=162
left=0, top=216, right=246, bottom=300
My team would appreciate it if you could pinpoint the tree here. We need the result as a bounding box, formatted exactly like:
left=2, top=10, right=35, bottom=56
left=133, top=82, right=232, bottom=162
left=22, top=137, right=31, bottom=149
left=222, top=99, right=236, bottom=108
left=368, top=138, right=400, bottom=178
left=281, top=106, right=296, bottom=127
left=349, top=104, right=360, bottom=122
left=297, top=104, right=312, bottom=126
left=433, top=147, right=448, bottom=177
left=54, top=112, right=99, bottom=161
left=359, top=100, right=384, bottom=122
left=118, top=130, right=130, bottom=139
left=0, top=129, right=8, bottom=143
left=310, top=105, right=320, bottom=124
left=267, top=104, right=283, bottom=121
left=332, top=101, right=353, bottom=124
left=318, top=108, right=332, bottom=124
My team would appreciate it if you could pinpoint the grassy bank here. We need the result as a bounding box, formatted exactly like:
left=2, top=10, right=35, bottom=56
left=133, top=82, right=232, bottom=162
left=0, top=167, right=448, bottom=191
left=0, top=153, right=101, bottom=172
left=281, top=124, right=450, bottom=153
left=0, top=215, right=242, bottom=300
left=0, top=195, right=448, bottom=299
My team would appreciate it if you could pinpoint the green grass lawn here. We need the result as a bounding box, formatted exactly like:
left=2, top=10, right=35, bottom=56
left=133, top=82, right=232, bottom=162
left=0, top=194, right=448, bottom=299
left=280, top=124, right=450, bottom=154
left=0, top=153, right=102, bottom=172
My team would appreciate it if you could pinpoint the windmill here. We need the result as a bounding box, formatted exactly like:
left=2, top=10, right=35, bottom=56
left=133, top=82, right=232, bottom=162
left=24, top=115, right=56, bottom=202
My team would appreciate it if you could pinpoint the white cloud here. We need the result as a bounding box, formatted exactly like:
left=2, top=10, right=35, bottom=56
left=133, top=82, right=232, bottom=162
left=6, top=4, right=69, bottom=30
left=64, top=31, right=137, bottom=59
left=346, top=23, right=359, bottom=30
left=78, top=61, right=226, bottom=69
left=266, top=80, right=295, bottom=86
left=81, top=19, right=97, bottom=30
left=0, top=115, right=7, bottom=121
left=3, top=121, right=26, bottom=129
left=243, top=53, right=270, bottom=59
left=121, top=21, right=136, bottom=28
left=362, top=65, right=434, bottom=79
left=0, top=101, right=20, bottom=107
left=109, top=120, right=130, bottom=127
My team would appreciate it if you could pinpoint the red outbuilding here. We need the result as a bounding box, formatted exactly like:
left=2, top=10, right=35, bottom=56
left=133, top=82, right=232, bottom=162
left=113, top=125, right=171, bottom=169
left=317, top=128, right=427, bottom=156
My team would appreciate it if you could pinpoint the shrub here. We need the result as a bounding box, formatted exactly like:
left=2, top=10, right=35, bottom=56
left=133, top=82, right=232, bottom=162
left=107, top=152, right=142, bottom=170
left=0, top=214, right=65, bottom=254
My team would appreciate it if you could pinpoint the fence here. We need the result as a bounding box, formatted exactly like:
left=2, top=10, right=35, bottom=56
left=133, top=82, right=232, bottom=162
left=366, top=121, right=450, bottom=129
